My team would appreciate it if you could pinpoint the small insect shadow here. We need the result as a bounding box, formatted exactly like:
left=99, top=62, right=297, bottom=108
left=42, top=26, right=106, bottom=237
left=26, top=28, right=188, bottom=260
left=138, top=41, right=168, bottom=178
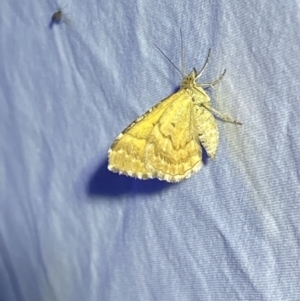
left=87, top=159, right=172, bottom=197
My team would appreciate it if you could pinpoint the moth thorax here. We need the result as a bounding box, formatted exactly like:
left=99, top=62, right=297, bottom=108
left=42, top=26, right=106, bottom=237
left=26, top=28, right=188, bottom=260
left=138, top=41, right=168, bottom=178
left=195, top=87, right=210, bottom=103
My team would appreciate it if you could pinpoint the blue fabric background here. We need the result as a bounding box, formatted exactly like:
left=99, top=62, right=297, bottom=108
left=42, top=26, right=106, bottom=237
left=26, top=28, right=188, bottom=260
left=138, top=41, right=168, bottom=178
left=1, top=0, right=300, bottom=300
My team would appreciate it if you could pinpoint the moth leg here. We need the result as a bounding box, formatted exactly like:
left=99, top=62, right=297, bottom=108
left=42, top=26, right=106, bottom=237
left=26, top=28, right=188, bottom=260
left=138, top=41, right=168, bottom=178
left=63, top=16, right=72, bottom=25
left=202, top=103, right=242, bottom=125
left=200, top=69, right=226, bottom=89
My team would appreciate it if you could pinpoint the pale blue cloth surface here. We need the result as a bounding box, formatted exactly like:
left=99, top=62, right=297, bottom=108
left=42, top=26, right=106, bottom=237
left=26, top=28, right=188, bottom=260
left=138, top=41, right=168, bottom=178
left=1, top=0, right=300, bottom=300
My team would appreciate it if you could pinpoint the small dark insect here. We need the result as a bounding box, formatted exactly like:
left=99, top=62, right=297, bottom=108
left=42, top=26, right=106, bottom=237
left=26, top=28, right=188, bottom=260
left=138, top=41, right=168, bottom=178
left=51, top=5, right=71, bottom=24
left=52, top=9, right=63, bottom=22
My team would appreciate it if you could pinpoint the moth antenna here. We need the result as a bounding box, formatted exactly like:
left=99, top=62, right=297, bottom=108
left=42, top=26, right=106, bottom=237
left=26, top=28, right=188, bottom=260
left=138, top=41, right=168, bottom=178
left=154, top=43, right=184, bottom=77
left=180, top=29, right=186, bottom=75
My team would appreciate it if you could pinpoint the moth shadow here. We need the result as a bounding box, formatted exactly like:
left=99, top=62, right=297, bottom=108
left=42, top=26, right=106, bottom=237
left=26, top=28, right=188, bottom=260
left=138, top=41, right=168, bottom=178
left=201, top=145, right=209, bottom=165
left=87, top=159, right=171, bottom=197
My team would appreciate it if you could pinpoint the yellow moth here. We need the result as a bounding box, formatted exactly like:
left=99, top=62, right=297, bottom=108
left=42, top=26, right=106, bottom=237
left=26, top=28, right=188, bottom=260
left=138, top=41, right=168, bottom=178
left=108, top=41, right=241, bottom=183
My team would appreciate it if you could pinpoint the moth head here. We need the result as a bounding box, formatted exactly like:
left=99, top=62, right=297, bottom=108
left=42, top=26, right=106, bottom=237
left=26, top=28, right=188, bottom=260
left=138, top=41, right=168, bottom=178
left=180, top=70, right=198, bottom=89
